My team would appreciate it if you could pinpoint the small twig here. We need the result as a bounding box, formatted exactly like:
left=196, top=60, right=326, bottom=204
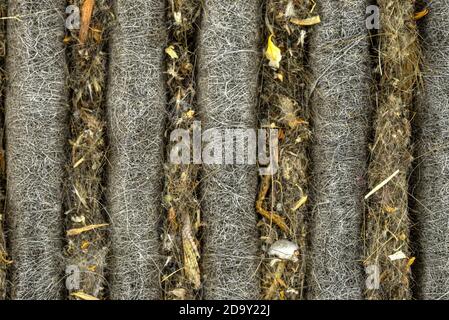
left=256, top=175, right=290, bottom=234
left=290, top=16, right=321, bottom=27
left=67, top=223, right=108, bottom=236
left=0, top=16, right=22, bottom=21
left=79, top=0, right=95, bottom=44
left=365, top=169, right=400, bottom=200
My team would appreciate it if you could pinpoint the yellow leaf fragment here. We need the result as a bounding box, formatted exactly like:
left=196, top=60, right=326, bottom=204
left=87, top=265, right=97, bottom=272
left=63, top=35, right=72, bottom=44
left=92, top=78, right=101, bottom=93
left=407, top=257, right=416, bottom=267
left=73, top=157, right=85, bottom=168
left=291, top=195, right=308, bottom=211
left=274, top=72, right=284, bottom=82
left=414, top=8, right=429, bottom=20
left=71, top=291, right=99, bottom=301
left=67, top=223, right=109, bottom=236
left=165, top=45, right=179, bottom=59
left=185, top=109, right=195, bottom=119
left=384, top=205, right=398, bottom=214
left=388, top=251, right=407, bottom=261
left=80, top=240, right=90, bottom=250
left=265, top=35, right=282, bottom=69
left=279, top=290, right=286, bottom=300
left=290, top=15, right=321, bottom=26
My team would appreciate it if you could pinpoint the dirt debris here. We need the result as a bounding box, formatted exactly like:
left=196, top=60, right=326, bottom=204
left=258, top=0, right=314, bottom=300
left=64, top=0, right=113, bottom=300
left=161, top=0, right=202, bottom=300
left=364, top=0, right=421, bottom=300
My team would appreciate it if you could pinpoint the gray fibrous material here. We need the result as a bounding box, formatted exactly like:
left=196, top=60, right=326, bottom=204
left=5, top=0, right=68, bottom=299
left=0, top=0, right=6, bottom=301
left=365, top=0, right=419, bottom=300
left=106, top=0, right=167, bottom=299
left=414, top=0, right=449, bottom=300
left=197, top=0, right=262, bottom=299
left=307, top=0, right=371, bottom=299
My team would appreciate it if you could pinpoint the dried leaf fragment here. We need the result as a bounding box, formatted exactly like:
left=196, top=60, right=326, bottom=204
left=80, top=240, right=90, bottom=250
left=63, top=35, right=72, bottom=44
left=170, top=288, right=187, bottom=300
left=165, top=45, right=179, bottom=59
left=173, top=11, right=182, bottom=25
left=73, top=157, right=85, bottom=168
left=185, top=109, right=195, bottom=119
left=274, top=72, right=284, bottom=82
left=265, top=35, right=282, bottom=69
left=181, top=213, right=201, bottom=289
left=414, top=8, right=429, bottom=20
left=388, top=251, right=407, bottom=261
